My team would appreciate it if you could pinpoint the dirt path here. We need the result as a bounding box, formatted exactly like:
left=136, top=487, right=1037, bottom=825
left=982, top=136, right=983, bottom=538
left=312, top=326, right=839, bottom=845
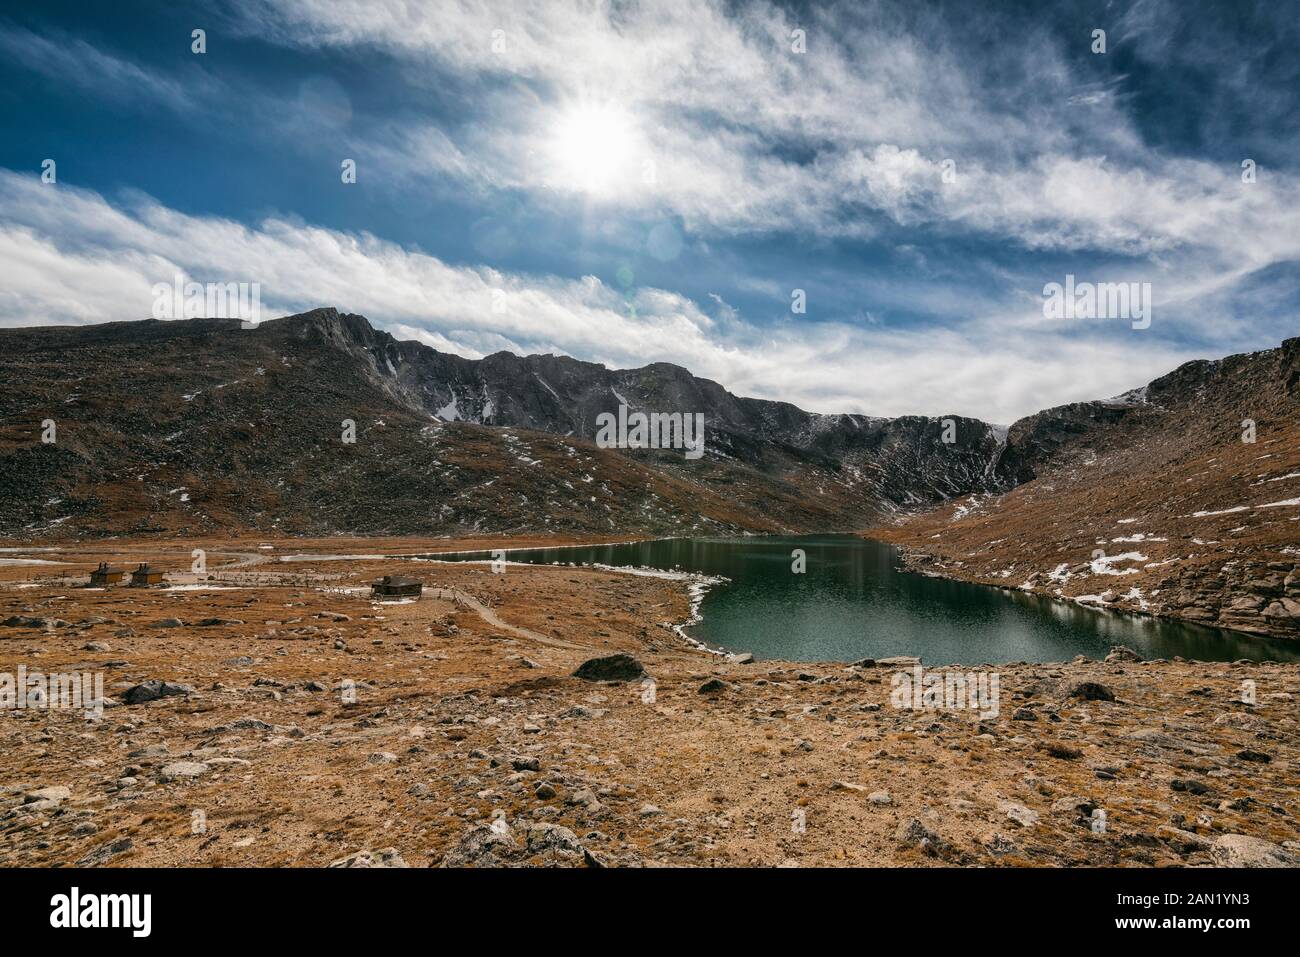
left=427, top=585, right=582, bottom=650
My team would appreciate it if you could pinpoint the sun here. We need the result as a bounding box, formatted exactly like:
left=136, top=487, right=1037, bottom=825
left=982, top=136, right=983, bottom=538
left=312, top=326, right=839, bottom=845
left=548, top=102, right=637, bottom=197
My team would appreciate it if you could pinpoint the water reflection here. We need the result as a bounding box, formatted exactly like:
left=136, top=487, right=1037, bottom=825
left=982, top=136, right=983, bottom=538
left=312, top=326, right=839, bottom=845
left=426, top=535, right=1300, bottom=665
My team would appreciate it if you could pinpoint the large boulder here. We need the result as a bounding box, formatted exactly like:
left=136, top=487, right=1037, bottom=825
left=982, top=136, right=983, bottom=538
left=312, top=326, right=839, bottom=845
left=572, top=654, right=646, bottom=682
left=122, top=680, right=194, bottom=704
left=1209, top=834, right=1300, bottom=868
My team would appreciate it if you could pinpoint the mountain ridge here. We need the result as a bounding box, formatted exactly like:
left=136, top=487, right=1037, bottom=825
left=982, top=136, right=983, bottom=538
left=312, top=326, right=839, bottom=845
left=0, top=309, right=1295, bottom=559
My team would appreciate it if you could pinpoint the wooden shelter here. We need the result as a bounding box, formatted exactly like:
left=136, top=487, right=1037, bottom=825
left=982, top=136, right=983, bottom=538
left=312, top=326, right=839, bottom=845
left=88, top=562, right=125, bottom=586
left=130, top=563, right=166, bottom=587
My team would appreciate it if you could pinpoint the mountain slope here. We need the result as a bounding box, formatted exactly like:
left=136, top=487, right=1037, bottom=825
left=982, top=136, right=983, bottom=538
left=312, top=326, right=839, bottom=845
left=0, top=308, right=1007, bottom=539
left=873, top=336, right=1300, bottom=639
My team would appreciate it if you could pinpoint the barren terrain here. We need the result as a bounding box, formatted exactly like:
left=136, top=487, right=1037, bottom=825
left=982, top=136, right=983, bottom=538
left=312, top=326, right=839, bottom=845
left=2, top=540, right=1297, bottom=868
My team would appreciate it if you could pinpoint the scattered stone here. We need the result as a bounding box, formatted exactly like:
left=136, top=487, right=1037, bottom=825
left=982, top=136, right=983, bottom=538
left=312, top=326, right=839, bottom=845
left=869, top=790, right=893, bottom=805
left=1000, top=802, right=1039, bottom=828
left=159, top=761, right=210, bottom=781
left=1236, top=749, right=1272, bottom=763
left=76, top=838, right=133, bottom=867
left=368, top=752, right=398, bottom=765
left=698, top=678, right=729, bottom=694
left=228, top=717, right=274, bottom=731
left=329, top=848, right=409, bottom=868
left=1066, top=681, right=1115, bottom=702
left=440, top=825, right=520, bottom=867
left=895, top=818, right=941, bottom=849
left=524, top=822, right=597, bottom=866
left=1051, top=795, right=1093, bottom=815
left=24, top=786, right=71, bottom=805
left=1170, top=778, right=1212, bottom=796
left=1158, top=826, right=1211, bottom=852
left=535, top=782, right=557, bottom=800
left=3, top=615, right=70, bottom=629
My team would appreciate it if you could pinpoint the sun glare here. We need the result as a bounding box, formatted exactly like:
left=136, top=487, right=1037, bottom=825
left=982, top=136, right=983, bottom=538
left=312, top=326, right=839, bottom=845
left=548, top=103, right=636, bottom=197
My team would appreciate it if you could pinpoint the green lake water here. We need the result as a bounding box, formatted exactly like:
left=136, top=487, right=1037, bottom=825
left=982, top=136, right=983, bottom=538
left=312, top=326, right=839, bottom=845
left=426, top=535, right=1300, bottom=665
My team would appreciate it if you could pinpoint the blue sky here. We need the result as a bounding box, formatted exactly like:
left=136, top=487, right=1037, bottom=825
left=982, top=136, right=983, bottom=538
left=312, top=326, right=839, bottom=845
left=1, top=0, right=1297, bottom=423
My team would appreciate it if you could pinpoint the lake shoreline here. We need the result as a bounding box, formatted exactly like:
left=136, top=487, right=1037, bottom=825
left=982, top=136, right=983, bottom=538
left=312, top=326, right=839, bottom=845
left=430, top=535, right=1300, bottom=665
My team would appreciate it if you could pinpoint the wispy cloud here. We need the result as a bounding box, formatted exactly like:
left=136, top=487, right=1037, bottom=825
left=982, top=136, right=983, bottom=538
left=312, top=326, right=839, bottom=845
left=0, top=22, right=197, bottom=113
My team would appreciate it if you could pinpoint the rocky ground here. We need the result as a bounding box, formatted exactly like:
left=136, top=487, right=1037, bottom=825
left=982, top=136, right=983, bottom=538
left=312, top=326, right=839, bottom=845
left=2, top=539, right=1298, bottom=868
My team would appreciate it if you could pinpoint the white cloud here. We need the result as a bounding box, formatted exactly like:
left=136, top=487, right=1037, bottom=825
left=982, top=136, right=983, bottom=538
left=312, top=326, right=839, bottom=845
left=230, top=0, right=1300, bottom=306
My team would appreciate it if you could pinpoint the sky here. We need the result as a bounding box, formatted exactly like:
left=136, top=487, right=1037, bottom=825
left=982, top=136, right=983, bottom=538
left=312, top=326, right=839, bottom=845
left=1, top=0, right=1298, bottom=424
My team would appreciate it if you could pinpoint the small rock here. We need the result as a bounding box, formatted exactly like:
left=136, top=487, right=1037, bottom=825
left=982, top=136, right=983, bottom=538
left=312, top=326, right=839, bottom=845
left=159, top=761, right=210, bottom=781
left=329, top=848, right=409, bottom=868
left=24, top=786, right=71, bottom=805
left=1170, top=778, right=1212, bottom=795
left=1066, top=681, right=1114, bottom=702
left=1000, top=802, right=1039, bottom=828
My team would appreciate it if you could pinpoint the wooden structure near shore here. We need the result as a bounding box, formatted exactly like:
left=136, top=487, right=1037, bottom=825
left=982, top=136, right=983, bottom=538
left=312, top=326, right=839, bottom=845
left=88, top=562, right=126, bottom=586
left=129, top=563, right=166, bottom=587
